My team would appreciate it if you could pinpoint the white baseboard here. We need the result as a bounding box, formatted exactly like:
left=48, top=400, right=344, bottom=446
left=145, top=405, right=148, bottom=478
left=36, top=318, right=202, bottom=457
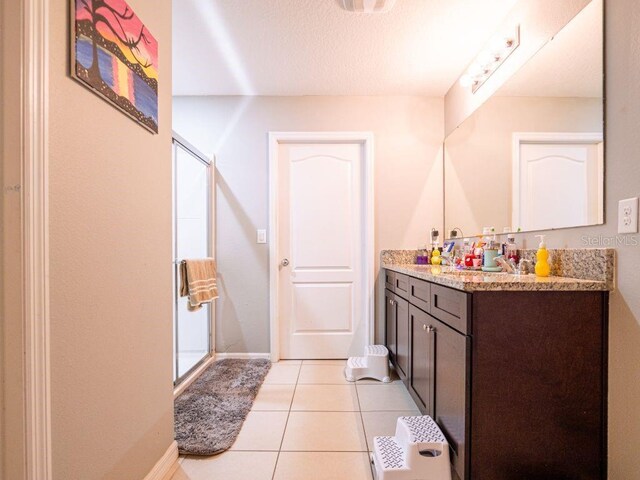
left=215, top=352, right=271, bottom=360
left=144, top=440, right=178, bottom=480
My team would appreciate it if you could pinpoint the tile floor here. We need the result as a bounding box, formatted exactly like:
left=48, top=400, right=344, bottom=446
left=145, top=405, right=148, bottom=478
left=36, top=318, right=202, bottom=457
left=171, top=360, right=420, bottom=480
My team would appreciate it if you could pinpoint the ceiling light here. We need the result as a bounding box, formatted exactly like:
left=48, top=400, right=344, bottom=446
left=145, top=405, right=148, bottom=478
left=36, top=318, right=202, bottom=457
left=340, top=0, right=397, bottom=13
left=459, top=25, right=521, bottom=94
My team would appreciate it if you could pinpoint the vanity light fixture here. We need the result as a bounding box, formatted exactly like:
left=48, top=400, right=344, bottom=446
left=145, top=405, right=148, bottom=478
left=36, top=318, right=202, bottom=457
left=340, top=0, right=396, bottom=13
left=460, top=25, right=521, bottom=93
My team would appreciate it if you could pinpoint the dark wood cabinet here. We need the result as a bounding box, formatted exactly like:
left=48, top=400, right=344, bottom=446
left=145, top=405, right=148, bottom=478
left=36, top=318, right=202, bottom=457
left=395, top=295, right=409, bottom=379
left=409, top=305, right=434, bottom=416
left=385, top=290, right=409, bottom=380
left=385, top=289, right=396, bottom=361
left=385, top=269, right=608, bottom=480
left=433, top=314, right=469, bottom=479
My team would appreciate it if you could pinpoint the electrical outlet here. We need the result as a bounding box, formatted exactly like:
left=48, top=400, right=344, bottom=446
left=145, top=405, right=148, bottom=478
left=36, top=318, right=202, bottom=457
left=257, top=229, right=267, bottom=244
left=618, top=197, right=638, bottom=234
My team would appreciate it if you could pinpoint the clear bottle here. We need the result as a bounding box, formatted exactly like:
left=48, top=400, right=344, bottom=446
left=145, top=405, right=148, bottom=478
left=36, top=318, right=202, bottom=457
left=506, top=234, right=520, bottom=264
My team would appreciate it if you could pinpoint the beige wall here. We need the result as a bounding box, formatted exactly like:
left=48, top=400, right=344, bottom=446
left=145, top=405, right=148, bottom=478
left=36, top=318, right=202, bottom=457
left=2, top=0, right=27, bottom=477
left=3, top=0, right=175, bottom=478
left=47, top=0, right=175, bottom=478
left=445, top=0, right=640, bottom=477
left=173, top=96, right=444, bottom=350
left=445, top=96, right=602, bottom=236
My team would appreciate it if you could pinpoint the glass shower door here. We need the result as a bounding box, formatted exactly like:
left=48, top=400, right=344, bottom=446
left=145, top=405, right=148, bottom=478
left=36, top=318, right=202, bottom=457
left=173, top=137, right=212, bottom=383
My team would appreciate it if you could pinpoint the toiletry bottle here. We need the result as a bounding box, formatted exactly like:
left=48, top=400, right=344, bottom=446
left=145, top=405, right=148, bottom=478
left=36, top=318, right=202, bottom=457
left=534, top=235, right=551, bottom=277
left=431, top=248, right=442, bottom=266
left=483, top=240, right=500, bottom=269
left=506, top=234, right=520, bottom=264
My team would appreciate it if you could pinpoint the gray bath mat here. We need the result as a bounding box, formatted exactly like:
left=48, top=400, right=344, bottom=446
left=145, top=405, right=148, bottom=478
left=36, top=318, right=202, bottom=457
left=174, top=358, right=271, bottom=455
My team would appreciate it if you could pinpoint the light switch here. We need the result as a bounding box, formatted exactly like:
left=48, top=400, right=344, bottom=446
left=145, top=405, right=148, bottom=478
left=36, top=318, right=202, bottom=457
left=257, top=229, right=267, bottom=244
left=618, top=197, right=638, bottom=234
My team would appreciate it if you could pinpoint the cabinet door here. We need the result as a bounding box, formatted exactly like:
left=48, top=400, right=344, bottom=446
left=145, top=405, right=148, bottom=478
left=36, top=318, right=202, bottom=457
left=409, top=305, right=434, bottom=416
left=385, top=290, right=397, bottom=361
left=395, top=295, right=410, bottom=379
left=433, top=318, right=469, bottom=480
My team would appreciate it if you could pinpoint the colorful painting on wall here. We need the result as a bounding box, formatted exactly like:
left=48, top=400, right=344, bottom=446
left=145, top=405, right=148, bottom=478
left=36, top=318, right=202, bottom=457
left=71, top=0, right=159, bottom=133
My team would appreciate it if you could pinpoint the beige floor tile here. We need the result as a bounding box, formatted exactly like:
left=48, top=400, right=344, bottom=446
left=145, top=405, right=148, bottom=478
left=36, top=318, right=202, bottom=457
left=230, top=411, right=289, bottom=451
left=291, top=384, right=359, bottom=411
left=170, top=465, right=190, bottom=480
left=356, top=368, right=403, bottom=385
left=361, top=411, right=421, bottom=451
left=302, top=359, right=347, bottom=365
left=263, top=364, right=301, bottom=385
left=179, top=451, right=277, bottom=480
left=274, top=452, right=373, bottom=480
left=298, top=364, right=350, bottom=384
left=357, top=384, right=419, bottom=411
left=274, top=359, right=302, bottom=365
left=252, top=384, right=296, bottom=411
left=281, top=411, right=367, bottom=451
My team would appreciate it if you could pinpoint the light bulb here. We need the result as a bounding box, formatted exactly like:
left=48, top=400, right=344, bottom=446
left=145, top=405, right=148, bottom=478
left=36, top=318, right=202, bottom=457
left=460, top=74, right=474, bottom=88
left=476, top=51, right=494, bottom=67
left=468, top=62, right=483, bottom=76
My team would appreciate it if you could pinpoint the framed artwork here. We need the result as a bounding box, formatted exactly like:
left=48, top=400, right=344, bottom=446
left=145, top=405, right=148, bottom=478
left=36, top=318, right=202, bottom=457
left=71, top=0, right=159, bottom=133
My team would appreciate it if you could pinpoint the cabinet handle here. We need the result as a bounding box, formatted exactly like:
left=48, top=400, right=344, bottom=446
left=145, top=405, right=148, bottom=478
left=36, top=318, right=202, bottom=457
left=426, top=325, right=435, bottom=333
left=422, top=324, right=427, bottom=331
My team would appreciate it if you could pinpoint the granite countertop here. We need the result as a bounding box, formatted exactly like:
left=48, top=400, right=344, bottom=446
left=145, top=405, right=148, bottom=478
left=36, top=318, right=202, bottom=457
left=383, top=263, right=611, bottom=292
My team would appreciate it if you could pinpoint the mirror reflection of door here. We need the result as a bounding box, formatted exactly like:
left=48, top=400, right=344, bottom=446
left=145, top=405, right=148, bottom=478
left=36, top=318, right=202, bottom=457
left=512, top=134, right=604, bottom=231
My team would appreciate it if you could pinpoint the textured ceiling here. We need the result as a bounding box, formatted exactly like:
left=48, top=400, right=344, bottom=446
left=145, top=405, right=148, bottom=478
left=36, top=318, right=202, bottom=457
left=497, top=0, right=602, bottom=98
left=172, top=0, right=520, bottom=96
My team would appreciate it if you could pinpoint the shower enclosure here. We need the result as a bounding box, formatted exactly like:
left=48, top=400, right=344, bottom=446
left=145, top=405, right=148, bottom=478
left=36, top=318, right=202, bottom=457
left=173, top=133, right=214, bottom=384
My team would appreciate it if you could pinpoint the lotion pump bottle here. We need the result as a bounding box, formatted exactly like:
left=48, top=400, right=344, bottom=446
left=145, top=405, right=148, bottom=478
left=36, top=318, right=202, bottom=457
left=535, top=235, right=551, bottom=277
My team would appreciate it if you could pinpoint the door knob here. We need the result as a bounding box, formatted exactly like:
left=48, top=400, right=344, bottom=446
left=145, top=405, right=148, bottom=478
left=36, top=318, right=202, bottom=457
left=281, top=258, right=290, bottom=267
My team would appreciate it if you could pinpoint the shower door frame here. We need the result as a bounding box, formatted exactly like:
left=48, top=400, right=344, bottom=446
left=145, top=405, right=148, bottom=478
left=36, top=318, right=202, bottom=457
left=172, top=132, right=215, bottom=386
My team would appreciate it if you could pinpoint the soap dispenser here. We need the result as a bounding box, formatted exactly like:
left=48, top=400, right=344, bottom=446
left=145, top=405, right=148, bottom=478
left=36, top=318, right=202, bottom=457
left=534, top=235, right=551, bottom=277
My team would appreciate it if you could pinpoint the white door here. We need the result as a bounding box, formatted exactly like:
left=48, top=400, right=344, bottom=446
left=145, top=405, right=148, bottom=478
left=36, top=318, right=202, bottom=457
left=513, top=136, right=603, bottom=231
left=277, top=142, right=367, bottom=359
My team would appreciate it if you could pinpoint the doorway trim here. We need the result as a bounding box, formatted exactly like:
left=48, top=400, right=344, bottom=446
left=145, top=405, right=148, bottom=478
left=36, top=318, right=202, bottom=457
left=20, top=0, right=52, bottom=478
left=511, top=131, right=604, bottom=230
left=268, top=132, right=375, bottom=362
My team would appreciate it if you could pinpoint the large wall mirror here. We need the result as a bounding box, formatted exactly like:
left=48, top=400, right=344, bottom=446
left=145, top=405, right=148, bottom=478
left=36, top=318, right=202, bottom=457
left=444, top=0, right=603, bottom=239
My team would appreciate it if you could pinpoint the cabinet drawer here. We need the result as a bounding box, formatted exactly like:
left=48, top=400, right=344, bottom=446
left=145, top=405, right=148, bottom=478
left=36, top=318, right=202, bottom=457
left=394, top=273, right=410, bottom=300
left=409, top=277, right=431, bottom=313
left=430, top=284, right=469, bottom=334
left=385, top=270, right=395, bottom=292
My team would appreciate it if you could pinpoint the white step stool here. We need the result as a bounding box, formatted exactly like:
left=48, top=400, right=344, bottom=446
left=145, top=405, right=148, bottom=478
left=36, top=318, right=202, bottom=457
left=344, top=345, right=390, bottom=383
left=371, top=415, right=452, bottom=480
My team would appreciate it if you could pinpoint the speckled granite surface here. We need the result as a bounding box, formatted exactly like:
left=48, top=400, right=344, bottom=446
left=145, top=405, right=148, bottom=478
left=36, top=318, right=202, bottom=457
left=519, top=248, right=615, bottom=286
left=381, top=248, right=615, bottom=292
left=380, top=250, right=421, bottom=265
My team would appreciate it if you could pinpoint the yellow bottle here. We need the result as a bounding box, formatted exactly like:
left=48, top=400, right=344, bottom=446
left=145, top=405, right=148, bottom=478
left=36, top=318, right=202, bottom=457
left=431, top=248, right=442, bottom=266
left=534, top=235, right=551, bottom=277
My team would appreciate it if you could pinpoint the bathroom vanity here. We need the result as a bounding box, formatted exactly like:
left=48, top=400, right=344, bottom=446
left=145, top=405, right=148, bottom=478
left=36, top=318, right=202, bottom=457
left=383, top=262, right=610, bottom=480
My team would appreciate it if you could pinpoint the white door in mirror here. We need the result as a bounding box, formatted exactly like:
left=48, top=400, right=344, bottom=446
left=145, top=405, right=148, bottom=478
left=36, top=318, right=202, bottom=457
left=618, top=197, right=638, bottom=234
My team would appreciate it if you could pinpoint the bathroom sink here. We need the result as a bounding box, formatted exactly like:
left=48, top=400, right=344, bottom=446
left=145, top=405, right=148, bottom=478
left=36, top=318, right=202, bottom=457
left=443, top=269, right=506, bottom=276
